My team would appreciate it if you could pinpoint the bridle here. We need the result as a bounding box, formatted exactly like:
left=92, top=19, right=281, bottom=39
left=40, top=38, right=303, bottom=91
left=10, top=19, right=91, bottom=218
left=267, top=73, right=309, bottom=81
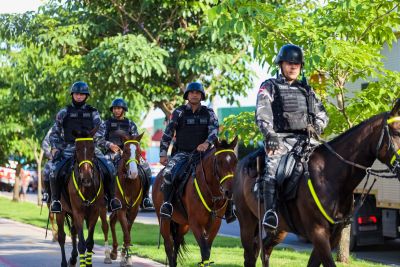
left=72, top=137, right=102, bottom=205
left=195, top=148, right=236, bottom=214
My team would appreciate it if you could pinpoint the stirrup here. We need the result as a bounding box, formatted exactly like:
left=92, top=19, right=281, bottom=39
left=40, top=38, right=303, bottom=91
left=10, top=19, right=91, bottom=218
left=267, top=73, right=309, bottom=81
left=42, top=193, right=49, bottom=202
left=50, top=200, right=62, bottom=213
left=110, top=198, right=122, bottom=212
left=262, top=209, right=278, bottom=230
left=160, top=202, right=173, bottom=218
left=142, top=197, right=154, bottom=209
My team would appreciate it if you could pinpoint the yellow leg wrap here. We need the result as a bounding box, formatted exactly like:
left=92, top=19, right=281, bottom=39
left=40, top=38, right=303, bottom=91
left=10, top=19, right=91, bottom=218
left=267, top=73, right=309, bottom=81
left=86, top=251, right=93, bottom=265
left=79, top=253, right=86, bottom=265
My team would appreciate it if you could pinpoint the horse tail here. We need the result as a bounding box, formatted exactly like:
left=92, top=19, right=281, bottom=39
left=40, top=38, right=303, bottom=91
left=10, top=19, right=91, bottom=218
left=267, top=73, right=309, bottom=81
left=171, top=221, right=187, bottom=263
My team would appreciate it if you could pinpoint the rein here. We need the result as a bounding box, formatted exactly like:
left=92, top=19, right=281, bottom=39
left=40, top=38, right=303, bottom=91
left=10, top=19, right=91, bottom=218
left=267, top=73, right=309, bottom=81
left=307, top=113, right=400, bottom=225
left=195, top=149, right=235, bottom=215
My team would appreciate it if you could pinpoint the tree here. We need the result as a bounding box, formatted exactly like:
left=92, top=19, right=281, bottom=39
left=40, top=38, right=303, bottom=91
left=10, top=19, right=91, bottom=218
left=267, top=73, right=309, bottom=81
left=215, top=0, right=400, bottom=263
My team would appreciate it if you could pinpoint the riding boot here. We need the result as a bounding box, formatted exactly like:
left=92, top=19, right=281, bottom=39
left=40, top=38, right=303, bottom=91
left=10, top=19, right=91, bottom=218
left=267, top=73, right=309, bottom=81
left=160, top=177, right=173, bottom=218
left=50, top=172, right=62, bottom=213
left=42, top=179, right=50, bottom=203
left=224, top=199, right=236, bottom=224
left=141, top=165, right=154, bottom=210
left=104, top=173, right=122, bottom=212
left=262, top=178, right=278, bottom=230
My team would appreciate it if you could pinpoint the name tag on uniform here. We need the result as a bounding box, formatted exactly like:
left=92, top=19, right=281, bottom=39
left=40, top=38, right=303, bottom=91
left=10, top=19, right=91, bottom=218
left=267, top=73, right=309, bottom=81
left=70, top=113, right=78, bottom=118
left=186, top=118, right=196, bottom=125
left=83, top=113, right=91, bottom=118
left=199, top=118, right=208, bottom=124
left=111, top=123, right=118, bottom=127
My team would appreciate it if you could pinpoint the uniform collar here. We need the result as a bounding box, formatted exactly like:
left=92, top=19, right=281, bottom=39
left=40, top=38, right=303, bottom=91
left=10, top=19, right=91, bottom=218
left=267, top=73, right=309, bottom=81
left=71, top=102, right=87, bottom=109
left=277, top=74, right=302, bottom=87
left=185, top=102, right=202, bottom=112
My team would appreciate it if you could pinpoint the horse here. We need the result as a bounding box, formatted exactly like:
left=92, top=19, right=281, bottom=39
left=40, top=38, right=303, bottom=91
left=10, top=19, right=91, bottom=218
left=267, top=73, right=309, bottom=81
left=55, top=128, right=104, bottom=267
left=101, top=133, right=144, bottom=267
left=234, top=100, right=400, bottom=267
left=152, top=137, right=238, bottom=267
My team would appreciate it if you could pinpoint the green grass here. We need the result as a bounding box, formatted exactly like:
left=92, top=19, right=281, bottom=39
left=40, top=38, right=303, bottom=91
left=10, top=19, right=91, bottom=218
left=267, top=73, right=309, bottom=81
left=0, top=196, right=389, bottom=267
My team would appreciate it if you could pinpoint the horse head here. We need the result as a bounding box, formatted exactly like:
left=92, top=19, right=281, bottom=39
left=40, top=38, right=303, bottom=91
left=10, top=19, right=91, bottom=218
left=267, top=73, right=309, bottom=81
left=119, top=132, right=144, bottom=180
left=377, top=99, right=400, bottom=178
left=213, top=136, right=239, bottom=199
left=72, top=127, right=98, bottom=187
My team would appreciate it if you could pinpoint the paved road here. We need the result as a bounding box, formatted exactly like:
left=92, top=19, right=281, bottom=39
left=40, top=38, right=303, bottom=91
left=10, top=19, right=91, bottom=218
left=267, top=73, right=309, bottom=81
left=0, top=218, right=163, bottom=267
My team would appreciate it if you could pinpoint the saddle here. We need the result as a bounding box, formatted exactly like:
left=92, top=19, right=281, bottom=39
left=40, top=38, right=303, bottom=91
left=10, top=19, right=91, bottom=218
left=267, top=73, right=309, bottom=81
left=173, top=155, right=200, bottom=198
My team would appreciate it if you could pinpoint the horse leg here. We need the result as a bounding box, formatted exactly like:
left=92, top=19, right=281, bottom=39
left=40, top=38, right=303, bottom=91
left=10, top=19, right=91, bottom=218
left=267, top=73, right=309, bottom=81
left=307, top=226, right=336, bottom=267
left=262, top=231, right=287, bottom=267
left=160, top=218, right=176, bottom=267
left=50, top=212, right=58, bottom=242
left=56, top=213, right=68, bottom=267
left=100, top=207, right=112, bottom=264
left=190, top=221, right=210, bottom=265
left=237, top=210, right=259, bottom=267
left=109, top=212, right=119, bottom=260
left=77, top=225, right=87, bottom=267
left=124, top=208, right=137, bottom=267
left=85, top=220, right=97, bottom=267
left=117, top=209, right=131, bottom=267
left=172, top=223, right=189, bottom=264
left=67, top=225, right=78, bottom=267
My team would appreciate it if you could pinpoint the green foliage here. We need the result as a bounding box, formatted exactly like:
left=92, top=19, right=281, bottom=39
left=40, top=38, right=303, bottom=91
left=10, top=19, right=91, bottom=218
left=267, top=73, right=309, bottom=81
left=213, top=0, right=400, bottom=138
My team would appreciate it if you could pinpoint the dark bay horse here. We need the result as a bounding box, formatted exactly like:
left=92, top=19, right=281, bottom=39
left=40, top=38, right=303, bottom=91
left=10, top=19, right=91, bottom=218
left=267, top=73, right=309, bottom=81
left=234, top=101, right=400, bottom=267
left=56, top=129, right=104, bottom=267
left=153, top=137, right=238, bottom=267
left=102, top=133, right=144, bottom=267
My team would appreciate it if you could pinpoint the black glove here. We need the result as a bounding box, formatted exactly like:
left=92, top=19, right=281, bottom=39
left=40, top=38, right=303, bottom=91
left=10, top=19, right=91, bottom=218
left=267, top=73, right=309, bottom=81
left=265, top=133, right=280, bottom=151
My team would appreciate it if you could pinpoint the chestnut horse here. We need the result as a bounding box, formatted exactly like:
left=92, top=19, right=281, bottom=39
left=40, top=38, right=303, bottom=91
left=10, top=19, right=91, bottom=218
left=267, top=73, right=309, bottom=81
left=234, top=101, right=400, bottom=267
left=101, top=133, right=144, bottom=267
left=56, top=129, right=104, bottom=267
left=153, top=137, right=238, bottom=267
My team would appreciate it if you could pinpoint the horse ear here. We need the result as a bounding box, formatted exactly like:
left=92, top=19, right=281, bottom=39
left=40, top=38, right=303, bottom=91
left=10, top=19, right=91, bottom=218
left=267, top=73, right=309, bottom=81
left=390, top=98, right=400, bottom=116
left=229, top=135, right=239, bottom=148
left=72, top=129, right=80, bottom=137
left=214, top=137, right=220, bottom=148
left=136, top=132, right=144, bottom=142
left=89, top=126, right=99, bottom=137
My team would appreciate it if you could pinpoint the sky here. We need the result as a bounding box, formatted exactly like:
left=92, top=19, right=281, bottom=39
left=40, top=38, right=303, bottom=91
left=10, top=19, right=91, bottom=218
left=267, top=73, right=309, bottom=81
left=0, top=1, right=271, bottom=126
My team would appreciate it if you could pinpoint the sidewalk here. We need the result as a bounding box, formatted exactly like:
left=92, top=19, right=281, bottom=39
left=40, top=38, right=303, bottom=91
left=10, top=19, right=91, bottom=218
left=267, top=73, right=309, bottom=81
left=0, top=205, right=164, bottom=267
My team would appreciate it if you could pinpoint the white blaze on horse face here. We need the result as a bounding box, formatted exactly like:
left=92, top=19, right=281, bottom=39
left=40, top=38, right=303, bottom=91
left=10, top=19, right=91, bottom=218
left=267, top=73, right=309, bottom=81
left=128, top=144, right=138, bottom=179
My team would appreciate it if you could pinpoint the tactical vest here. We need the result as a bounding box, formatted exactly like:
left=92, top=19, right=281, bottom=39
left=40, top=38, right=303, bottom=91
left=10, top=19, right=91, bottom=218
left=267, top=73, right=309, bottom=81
left=175, top=106, right=210, bottom=153
left=270, top=80, right=311, bottom=132
left=62, top=105, right=96, bottom=144
left=105, top=118, right=130, bottom=148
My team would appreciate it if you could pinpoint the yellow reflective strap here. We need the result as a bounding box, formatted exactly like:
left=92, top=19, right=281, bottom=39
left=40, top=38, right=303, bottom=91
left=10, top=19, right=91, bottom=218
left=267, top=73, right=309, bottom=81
left=79, top=254, right=86, bottom=263
left=126, top=158, right=139, bottom=165
left=307, top=179, right=335, bottom=224
left=131, top=188, right=143, bottom=208
left=116, top=175, right=125, bottom=199
left=390, top=149, right=400, bottom=165
left=75, top=138, right=94, bottom=142
left=124, top=140, right=140, bottom=145
left=220, top=174, right=234, bottom=184
left=72, top=171, right=86, bottom=201
left=90, top=179, right=102, bottom=205
left=78, top=160, right=93, bottom=167
left=214, top=149, right=235, bottom=156
left=387, top=116, right=400, bottom=124
left=194, top=178, right=212, bottom=212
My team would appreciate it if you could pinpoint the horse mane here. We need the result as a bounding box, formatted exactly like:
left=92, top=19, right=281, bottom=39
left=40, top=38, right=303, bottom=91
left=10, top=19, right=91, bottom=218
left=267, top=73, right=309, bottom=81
left=327, top=113, right=384, bottom=145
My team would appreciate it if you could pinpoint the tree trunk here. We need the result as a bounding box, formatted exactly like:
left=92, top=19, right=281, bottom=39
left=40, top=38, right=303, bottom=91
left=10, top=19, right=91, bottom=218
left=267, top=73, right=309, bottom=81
left=337, top=225, right=351, bottom=263
left=12, top=163, right=22, bottom=202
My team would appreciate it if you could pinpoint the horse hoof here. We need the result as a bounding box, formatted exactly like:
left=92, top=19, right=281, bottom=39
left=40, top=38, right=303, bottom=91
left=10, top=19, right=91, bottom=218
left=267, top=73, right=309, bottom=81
left=125, top=256, right=133, bottom=267
left=67, top=259, right=76, bottom=267
left=110, top=251, right=118, bottom=261
left=104, top=257, right=112, bottom=264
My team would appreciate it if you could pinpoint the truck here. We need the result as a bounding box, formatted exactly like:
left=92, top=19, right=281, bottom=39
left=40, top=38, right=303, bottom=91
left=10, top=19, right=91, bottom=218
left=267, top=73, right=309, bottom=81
left=351, top=161, right=400, bottom=250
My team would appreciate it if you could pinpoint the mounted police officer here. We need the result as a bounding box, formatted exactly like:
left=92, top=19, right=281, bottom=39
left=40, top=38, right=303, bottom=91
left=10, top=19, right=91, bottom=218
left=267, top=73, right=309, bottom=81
left=100, top=98, right=154, bottom=209
left=48, top=81, right=122, bottom=213
left=256, top=44, right=329, bottom=231
left=159, top=82, right=236, bottom=223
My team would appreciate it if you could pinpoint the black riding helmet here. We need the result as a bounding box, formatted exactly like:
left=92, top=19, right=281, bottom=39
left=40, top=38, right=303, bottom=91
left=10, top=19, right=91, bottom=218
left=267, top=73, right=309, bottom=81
left=70, top=81, right=90, bottom=95
left=183, top=82, right=206, bottom=100
left=109, top=98, right=128, bottom=111
left=274, top=44, right=304, bottom=66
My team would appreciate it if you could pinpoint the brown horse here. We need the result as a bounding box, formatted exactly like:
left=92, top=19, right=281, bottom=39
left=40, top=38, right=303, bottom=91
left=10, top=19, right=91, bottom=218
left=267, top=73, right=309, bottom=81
left=234, top=101, right=400, bottom=267
left=153, top=137, right=238, bottom=267
left=101, top=133, right=144, bottom=266
left=56, top=129, right=104, bottom=267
